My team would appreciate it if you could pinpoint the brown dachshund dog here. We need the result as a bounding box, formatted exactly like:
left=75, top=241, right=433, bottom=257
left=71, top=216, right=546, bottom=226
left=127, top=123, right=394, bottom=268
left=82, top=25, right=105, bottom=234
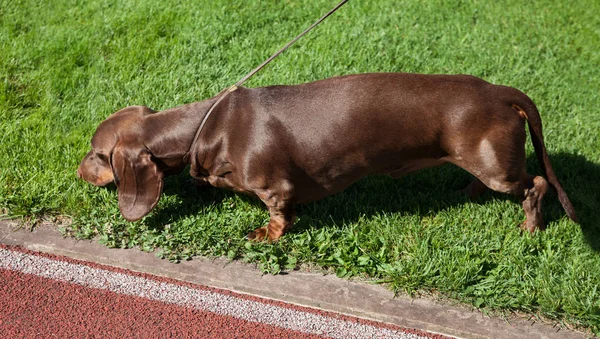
left=78, top=73, right=577, bottom=241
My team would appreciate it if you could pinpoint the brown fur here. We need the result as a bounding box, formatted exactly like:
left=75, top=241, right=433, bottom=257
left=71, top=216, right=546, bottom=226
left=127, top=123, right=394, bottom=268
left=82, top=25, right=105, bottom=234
left=77, top=73, right=577, bottom=240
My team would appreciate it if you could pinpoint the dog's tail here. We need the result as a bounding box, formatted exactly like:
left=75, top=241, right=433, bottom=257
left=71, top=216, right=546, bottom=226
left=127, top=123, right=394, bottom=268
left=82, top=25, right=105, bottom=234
left=511, top=96, right=578, bottom=223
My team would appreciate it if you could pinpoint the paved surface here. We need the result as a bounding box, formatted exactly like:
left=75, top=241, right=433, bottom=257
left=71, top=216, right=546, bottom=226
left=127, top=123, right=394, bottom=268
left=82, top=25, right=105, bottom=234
left=0, top=220, right=589, bottom=339
left=1, top=245, right=440, bottom=338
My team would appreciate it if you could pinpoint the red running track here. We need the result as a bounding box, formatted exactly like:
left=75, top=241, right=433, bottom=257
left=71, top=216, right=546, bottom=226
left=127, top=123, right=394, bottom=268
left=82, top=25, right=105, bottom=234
left=0, top=245, right=451, bottom=338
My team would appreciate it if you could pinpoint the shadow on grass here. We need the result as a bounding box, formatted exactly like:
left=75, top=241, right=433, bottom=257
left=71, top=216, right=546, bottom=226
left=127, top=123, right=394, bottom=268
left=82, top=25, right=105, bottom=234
left=143, top=174, right=233, bottom=229
left=546, top=152, right=600, bottom=251
left=144, top=152, right=600, bottom=251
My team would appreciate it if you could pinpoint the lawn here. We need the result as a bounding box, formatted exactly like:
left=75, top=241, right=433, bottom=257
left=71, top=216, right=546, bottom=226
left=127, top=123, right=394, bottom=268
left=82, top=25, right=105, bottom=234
left=1, top=0, right=600, bottom=334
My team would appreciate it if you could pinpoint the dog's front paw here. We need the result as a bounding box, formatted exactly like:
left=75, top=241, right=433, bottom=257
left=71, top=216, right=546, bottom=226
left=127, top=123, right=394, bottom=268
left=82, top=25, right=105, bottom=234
left=247, top=227, right=269, bottom=242
left=247, top=226, right=283, bottom=242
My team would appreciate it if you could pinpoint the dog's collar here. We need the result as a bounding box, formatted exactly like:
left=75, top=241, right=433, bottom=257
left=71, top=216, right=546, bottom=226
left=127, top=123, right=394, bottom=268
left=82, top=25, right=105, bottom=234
left=183, top=85, right=238, bottom=164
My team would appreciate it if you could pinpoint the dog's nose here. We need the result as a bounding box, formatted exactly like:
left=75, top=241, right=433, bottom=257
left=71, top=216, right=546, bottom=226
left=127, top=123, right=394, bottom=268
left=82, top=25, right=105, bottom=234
left=76, top=168, right=82, bottom=179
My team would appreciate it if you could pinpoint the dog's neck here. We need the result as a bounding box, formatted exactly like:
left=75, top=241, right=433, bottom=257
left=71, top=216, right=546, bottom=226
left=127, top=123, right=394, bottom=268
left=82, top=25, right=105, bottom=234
left=142, top=99, right=217, bottom=172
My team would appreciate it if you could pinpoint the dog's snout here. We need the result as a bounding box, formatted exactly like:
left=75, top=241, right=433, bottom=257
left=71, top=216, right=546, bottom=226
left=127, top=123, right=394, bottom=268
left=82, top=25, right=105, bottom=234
left=76, top=167, right=82, bottom=179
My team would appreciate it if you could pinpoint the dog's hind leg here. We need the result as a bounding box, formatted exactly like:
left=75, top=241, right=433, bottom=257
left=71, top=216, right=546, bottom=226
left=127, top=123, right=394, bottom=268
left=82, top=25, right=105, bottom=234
left=462, top=178, right=488, bottom=199
left=447, top=122, right=548, bottom=232
left=477, top=172, right=549, bottom=233
left=476, top=173, right=548, bottom=233
left=452, top=157, right=548, bottom=232
left=520, top=175, right=548, bottom=232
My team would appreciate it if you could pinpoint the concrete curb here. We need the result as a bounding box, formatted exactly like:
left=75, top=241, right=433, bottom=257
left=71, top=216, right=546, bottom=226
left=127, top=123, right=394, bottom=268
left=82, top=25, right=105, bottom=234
left=0, top=220, right=588, bottom=339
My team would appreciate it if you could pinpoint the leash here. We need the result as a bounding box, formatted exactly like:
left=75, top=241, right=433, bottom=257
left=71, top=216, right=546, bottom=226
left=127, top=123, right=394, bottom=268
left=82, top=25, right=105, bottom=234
left=186, top=0, right=349, bottom=161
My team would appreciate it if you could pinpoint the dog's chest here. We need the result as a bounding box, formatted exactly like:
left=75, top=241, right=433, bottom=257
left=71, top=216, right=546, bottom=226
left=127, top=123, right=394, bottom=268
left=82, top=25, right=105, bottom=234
left=191, top=160, right=250, bottom=194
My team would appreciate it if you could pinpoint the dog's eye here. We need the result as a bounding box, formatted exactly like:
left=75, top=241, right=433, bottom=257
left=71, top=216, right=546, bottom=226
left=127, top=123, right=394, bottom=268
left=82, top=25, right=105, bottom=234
left=96, top=152, right=108, bottom=162
left=110, top=152, right=120, bottom=185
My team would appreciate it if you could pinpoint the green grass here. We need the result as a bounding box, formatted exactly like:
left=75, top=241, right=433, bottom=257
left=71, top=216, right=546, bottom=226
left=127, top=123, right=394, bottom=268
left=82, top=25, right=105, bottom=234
left=2, top=0, right=600, bottom=333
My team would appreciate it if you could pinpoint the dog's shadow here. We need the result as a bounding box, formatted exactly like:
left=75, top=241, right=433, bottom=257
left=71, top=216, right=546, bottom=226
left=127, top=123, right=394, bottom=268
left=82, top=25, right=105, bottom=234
left=146, top=152, right=600, bottom=252
left=543, top=152, right=600, bottom=251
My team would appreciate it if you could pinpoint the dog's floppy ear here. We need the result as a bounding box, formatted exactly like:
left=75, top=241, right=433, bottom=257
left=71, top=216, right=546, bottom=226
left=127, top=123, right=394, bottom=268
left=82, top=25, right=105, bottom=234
left=111, top=141, right=164, bottom=221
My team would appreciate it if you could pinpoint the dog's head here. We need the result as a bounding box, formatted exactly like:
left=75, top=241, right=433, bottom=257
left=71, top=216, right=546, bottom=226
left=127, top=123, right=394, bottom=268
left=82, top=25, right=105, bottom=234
left=77, top=106, right=165, bottom=221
